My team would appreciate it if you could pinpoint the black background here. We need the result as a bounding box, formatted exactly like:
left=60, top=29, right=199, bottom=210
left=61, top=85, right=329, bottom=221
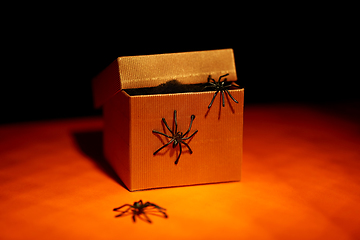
left=1, top=7, right=358, bottom=124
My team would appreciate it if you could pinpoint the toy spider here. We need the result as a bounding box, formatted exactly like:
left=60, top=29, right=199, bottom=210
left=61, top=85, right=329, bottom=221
left=152, top=110, right=198, bottom=165
left=113, top=200, right=168, bottom=223
left=204, top=73, right=239, bottom=108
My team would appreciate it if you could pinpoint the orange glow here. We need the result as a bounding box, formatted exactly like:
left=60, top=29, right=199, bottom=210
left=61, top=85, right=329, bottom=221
left=0, top=104, right=360, bottom=239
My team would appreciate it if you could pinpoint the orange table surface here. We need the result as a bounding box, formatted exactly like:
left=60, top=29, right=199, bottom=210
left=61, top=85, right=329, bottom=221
left=1, top=104, right=360, bottom=240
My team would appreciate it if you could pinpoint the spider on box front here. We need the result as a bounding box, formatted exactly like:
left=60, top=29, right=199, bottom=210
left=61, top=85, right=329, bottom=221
left=152, top=110, right=198, bottom=165
left=204, top=73, right=240, bottom=108
left=113, top=200, right=168, bottom=223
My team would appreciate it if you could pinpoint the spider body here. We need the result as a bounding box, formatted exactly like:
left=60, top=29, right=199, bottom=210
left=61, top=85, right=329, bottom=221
left=113, top=200, right=167, bottom=223
left=205, top=73, right=239, bottom=108
left=153, top=110, right=198, bottom=165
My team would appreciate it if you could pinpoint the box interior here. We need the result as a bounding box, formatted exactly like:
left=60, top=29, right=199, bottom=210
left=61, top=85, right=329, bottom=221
left=123, top=79, right=241, bottom=96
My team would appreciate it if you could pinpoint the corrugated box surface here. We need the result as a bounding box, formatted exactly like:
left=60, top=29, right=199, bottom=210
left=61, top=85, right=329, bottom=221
left=93, top=49, right=244, bottom=191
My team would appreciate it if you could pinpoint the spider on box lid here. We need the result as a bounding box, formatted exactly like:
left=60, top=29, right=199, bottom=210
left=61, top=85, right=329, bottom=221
left=205, top=73, right=240, bottom=108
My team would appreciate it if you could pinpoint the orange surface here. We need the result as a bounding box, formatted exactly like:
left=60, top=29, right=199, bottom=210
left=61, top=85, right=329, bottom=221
left=1, top=104, right=360, bottom=239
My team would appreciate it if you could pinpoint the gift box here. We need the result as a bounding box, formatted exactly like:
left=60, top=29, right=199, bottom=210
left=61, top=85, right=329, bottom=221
left=92, top=49, right=244, bottom=191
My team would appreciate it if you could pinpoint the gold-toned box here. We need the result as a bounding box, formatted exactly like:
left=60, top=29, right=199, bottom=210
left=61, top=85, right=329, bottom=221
left=92, top=49, right=244, bottom=191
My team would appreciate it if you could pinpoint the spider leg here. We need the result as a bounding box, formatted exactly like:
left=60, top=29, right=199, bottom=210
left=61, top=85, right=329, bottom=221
left=207, top=75, right=216, bottom=83
left=183, top=115, right=195, bottom=136
left=113, top=204, right=132, bottom=211
left=141, top=212, right=152, bottom=223
left=175, top=143, right=182, bottom=165
left=174, top=110, right=178, bottom=134
left=153, top=139, right=174, bottom=155
left=152, top=130, right=172, bottom=138
left=114, top=206, right=133, bottom=217
left=181, top=141, right=193, bottom=154
left=182, top=129, right=198, bottom=140
left=205, top=82, right=216, bottom=86
left=221, top=90, right=225, bottom=107
left=223, top=82, right=233, bottom=88
left=225, top=89, right=238, bottom=103
left=146, top=202, right=166, bottom=211
left=145, top=207, right=168, bottom=218
left=157, top=209, right=168, bottom=218
left=219, top=73, right=229, bottom=82
left=162, top=117, right=173, bottom=135
left=208, top=90, right=219, bottom=108
left=231, top=82, right=240, bottom=88
left=204, top=82, right=216, bottom=89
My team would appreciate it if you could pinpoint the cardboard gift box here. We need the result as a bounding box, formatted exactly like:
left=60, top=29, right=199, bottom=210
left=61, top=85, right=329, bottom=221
left=92, top=49, right=244, bottom=191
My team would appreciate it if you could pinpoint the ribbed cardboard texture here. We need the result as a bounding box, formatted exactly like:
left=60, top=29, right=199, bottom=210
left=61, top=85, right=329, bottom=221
left=92, top=49, right=236, bottom=108
left=93, top=49, right=243, bottom=191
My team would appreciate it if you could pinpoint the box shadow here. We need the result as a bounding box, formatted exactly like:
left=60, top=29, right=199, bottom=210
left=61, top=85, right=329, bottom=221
left=72, top=130, right=129, bottom=191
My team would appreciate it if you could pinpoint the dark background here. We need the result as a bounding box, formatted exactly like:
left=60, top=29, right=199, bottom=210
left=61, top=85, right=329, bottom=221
left=1, top=7, right=357, bottom=124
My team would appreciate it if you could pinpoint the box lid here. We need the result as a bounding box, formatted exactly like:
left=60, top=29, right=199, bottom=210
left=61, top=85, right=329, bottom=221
left=92, top=48, right=237, bottom=108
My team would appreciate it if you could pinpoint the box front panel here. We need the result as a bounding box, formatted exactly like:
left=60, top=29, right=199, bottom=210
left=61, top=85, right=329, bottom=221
left=130, top=90, right=243, bottom=190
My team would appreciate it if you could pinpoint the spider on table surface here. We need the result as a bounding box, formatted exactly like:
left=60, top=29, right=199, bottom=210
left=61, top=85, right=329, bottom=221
left=152, top=110, right=198, bottom=165
left=113, top=200, right=168, bottom=223
left=204, top=73, right=240, bottom=108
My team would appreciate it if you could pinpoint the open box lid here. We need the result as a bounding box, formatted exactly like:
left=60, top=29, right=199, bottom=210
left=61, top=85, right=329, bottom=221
left=92, top=48, right=237, bottom=108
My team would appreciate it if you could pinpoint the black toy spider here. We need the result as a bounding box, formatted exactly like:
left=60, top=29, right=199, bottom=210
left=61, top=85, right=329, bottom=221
left=204, top=73, right=239, bottom=108
left=152, top=110, right=198, bottom=165
left=113, top=200, right=168, bottom=223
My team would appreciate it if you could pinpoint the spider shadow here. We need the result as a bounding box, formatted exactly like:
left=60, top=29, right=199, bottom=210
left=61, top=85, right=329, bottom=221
left=114, top=209, right=168, bottom=224
left=72, top=130, right=129, bottom=190
left=205, top=91, right=235, bottom=119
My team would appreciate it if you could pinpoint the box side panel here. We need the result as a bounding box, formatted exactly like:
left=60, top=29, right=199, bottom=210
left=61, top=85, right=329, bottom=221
left=103, top=91, right=131, bottom=189
left=129, top=89, right=244, bottom=190
left=92, top=59, right=121, bottom=108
